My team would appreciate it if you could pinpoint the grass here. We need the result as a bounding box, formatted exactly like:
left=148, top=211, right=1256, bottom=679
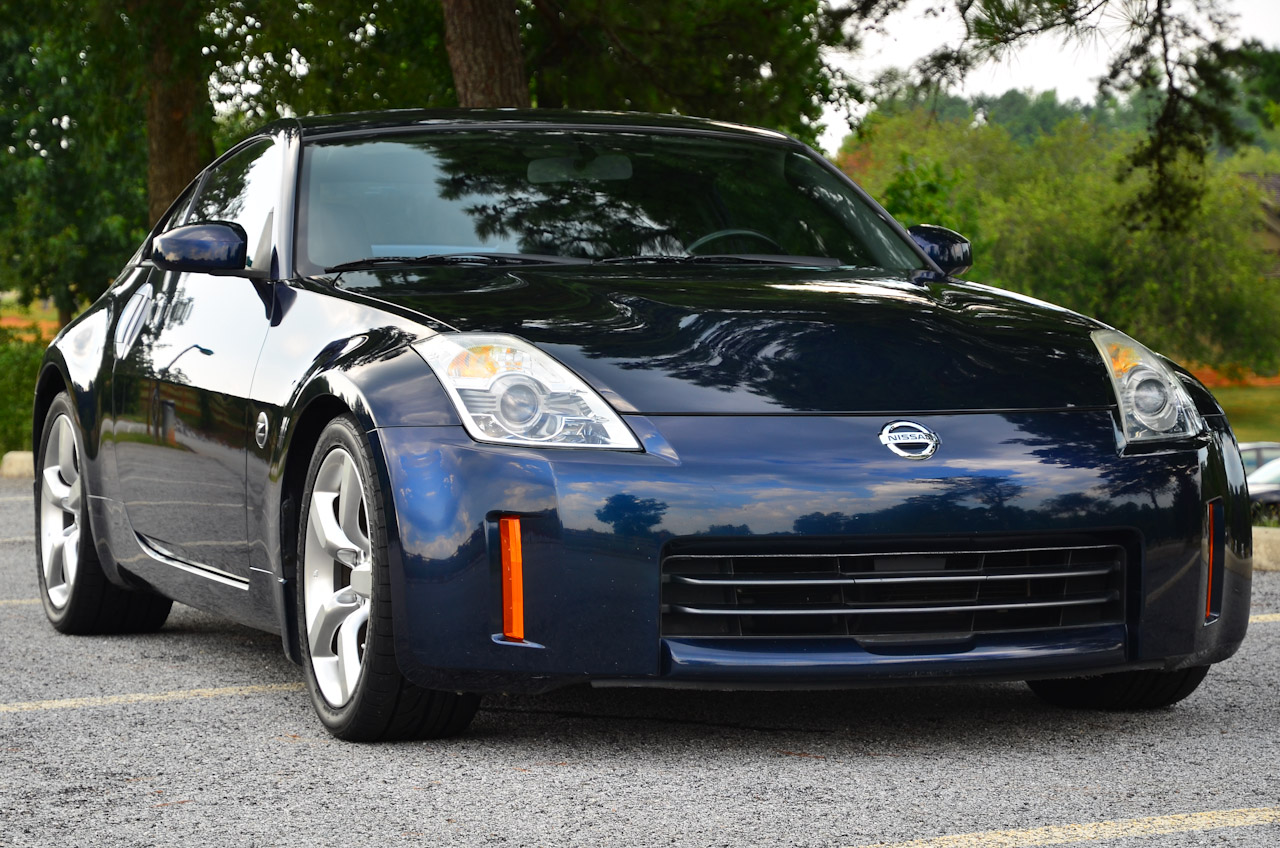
left=0, top=291, right=59, bottom=342
left=1211, top=386, right=1280, bottom=444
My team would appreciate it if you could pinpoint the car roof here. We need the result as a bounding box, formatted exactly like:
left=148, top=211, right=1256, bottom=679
left=264, top=108, right=795, bottom=144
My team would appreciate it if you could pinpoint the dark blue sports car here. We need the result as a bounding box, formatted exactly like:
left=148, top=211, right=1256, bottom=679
left=34, top=110, right=1251, bottom=740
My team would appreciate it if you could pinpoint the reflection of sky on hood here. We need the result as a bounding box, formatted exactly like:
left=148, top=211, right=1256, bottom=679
left=557, top=413, right=1168, bottom=536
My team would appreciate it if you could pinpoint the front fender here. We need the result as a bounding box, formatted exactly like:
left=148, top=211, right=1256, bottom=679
left=249, top=325, right=460, bottom=660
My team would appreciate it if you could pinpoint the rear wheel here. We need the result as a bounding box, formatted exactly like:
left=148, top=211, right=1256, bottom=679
left=1026, top=666, right=1210, bottom=710
left=297, top=415, right=478, bottom=741
left=36, top=393, right=171, bottom=634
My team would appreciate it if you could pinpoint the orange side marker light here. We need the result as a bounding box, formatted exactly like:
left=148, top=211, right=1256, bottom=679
left=500, top=516, right=524, bottom=641
left=1205, top=508, right=1216, bottom=622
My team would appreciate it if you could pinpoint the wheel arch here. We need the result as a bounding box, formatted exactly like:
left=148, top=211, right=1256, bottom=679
left=277, top=392, right=353, bottom=664
left=32, top=361, right=70, bottom=454
left=265, top=340, right=458, bottom=665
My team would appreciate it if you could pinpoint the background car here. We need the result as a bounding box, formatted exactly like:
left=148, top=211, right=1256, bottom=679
left=33, top=110, right=1252, bottom=740
left=1247, top=457, right=1280, bottom=522
left=1238, top=441, right=1280, bottom=475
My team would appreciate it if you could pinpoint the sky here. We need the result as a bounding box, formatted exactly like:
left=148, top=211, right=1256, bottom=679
left=817, top=0, right=1280, bottom=153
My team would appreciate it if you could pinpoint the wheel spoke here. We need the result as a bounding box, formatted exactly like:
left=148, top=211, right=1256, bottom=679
left=42, top=465, right=71, bottom=507
left=56, top=418, right=76, bottom=484
left=308, top=491, right=360, bottom=562
left=44, top=532, right=66, bottom=592
left=335, top=604, right=370, bottom=703
left=336, top=453, right=368, bottom=551
left=61, top=525, right=80, bottom=589
left=308, top=587, right=360, bottom=660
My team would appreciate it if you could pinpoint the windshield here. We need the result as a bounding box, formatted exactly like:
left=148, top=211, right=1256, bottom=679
left=295, top=129, right=923, bottom=276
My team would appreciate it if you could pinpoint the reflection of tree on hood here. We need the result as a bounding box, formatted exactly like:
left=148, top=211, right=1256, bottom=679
left=596, top=493, right=668, bottom=536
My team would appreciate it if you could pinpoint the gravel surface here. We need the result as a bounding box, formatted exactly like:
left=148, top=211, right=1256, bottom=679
left=3, top=477, right=1278, bottom=847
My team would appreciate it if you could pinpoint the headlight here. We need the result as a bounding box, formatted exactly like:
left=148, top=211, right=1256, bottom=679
left=1091, top=329, right=1204, bottom=444
left=413, top=333, right=641, bottom=450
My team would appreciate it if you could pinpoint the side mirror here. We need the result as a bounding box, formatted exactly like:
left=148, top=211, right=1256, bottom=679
left=907, top=224, right=972, bottom=277
left=150, top=222, right=260, bottom=277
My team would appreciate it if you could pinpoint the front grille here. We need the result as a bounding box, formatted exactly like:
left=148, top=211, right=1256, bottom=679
left=660, top=537, right=1128, bottom=639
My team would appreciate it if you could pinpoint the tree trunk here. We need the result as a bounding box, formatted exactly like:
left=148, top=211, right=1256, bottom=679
left=441, top=0, right=530, bottom=108
left=130, top=0, right=214, bottom=225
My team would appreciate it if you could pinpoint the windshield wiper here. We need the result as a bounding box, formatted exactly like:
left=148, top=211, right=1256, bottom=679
left=324, top=252, right=586, bottom=273
left=684, top=254, right=841, bottom=266
left=592, top=255, right=691, bottom=265
left=594, top=254, right=842, bottom=267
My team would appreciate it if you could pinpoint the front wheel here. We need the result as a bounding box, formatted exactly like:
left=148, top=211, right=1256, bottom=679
left=1026, top=666, right=1210, bottom=710
left=297, top=415, right=478, bottom=741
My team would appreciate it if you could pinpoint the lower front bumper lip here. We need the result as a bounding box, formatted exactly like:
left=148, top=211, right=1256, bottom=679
left=657, top=625, right=1128, bottom=684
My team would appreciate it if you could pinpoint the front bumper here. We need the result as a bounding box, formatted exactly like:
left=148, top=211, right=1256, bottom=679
left=373, top=411, right=1251, bottom=693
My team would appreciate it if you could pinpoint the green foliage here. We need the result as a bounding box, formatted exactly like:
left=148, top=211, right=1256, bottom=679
left=906, top=0, right=1255, bottom=231
left=840, top=107, right=1280, bottom=371
left=1212, top=386, right=1280, bottom=445
left=213, top=0, right=857, bottom=147
left=521, top=0, right=856, bottom=145
left=878, top=154, right=977, bottom=237
left=0, top=330, right=48, bottom=453
left=0, top=6, right=148, bottom=323
left=211, top=0, right=456, bottom=133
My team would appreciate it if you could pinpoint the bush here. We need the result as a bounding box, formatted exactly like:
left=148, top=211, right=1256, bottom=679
left=0, top=329, right=48, bottom=454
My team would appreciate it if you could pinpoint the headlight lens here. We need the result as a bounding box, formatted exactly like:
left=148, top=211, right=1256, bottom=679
left=1091, top=329, right=1204, bottom=444
left=414, top=333, right=641, bottom=450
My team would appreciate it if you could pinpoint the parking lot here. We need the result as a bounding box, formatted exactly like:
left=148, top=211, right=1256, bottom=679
left=3, top=475, right=1279, bottom=847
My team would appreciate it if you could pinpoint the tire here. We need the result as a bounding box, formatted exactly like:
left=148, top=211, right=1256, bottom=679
left=297, top=415, right=479, bottom=741
left=36, top=393, right=172, bottom=634
left=1026, top=665, right=1210, bottom=710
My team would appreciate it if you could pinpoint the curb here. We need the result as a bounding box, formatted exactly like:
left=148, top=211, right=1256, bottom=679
left=1256, top=527, right=1280, bottom=572
left=1, top=451, right=32, bottom=479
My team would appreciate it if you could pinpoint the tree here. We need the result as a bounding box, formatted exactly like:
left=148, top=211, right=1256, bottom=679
left=441, top=0, right=529, bottom=107
left=125, top=0, right=217, bottom=225
left=219, top=0, right=859, bottom=146
left=839, top=104, right=1280, bottom=372
left=0, top=4, right=148, bottom=324
left=896, top=0, right=1254, bottom=230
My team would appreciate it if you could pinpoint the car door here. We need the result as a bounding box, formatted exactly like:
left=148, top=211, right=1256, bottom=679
left=112, top=137, right=281, bottom=582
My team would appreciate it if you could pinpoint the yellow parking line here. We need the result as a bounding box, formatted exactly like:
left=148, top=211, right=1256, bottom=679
left=848, top=806, right=1280, bottom=848
left=0, top=682, right=304, bottom=713
left=0, top=599, right=40, bottom=606
left=1251, top=613, right=1280, bottom=623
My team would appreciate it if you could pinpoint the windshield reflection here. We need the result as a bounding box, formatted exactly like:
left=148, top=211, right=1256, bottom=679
left=297, top=130, right=922, bottom=275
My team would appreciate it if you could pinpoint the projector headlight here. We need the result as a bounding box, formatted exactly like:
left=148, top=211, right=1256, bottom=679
left=1092, top=329, right=1204, bottom=444
left=414, top=333, right=641, bottom=450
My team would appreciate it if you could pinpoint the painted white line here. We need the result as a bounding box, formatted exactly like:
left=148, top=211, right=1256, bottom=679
left=848, top=806, right=1280, bottom=848
left=0, top=682, right=304, bottom=713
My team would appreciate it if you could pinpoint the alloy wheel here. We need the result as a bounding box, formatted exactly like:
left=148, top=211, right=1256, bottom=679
left=303, top=446, right=374, bottom=707
left=39, top=414, right=82, bottom=609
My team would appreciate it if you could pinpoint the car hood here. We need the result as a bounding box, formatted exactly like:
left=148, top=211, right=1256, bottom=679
left=341, top=265, right=1115, bottom=414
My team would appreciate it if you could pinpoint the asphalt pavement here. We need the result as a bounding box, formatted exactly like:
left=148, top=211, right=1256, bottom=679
left=3, top=476, right=1279, bottom=847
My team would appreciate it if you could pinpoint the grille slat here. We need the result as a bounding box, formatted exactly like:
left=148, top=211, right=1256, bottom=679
left=669, top=593, right=1119, bottom=617
left=671, top=566, right=1116, bottom=587
left=660, top=537, right=1128, bottom=640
